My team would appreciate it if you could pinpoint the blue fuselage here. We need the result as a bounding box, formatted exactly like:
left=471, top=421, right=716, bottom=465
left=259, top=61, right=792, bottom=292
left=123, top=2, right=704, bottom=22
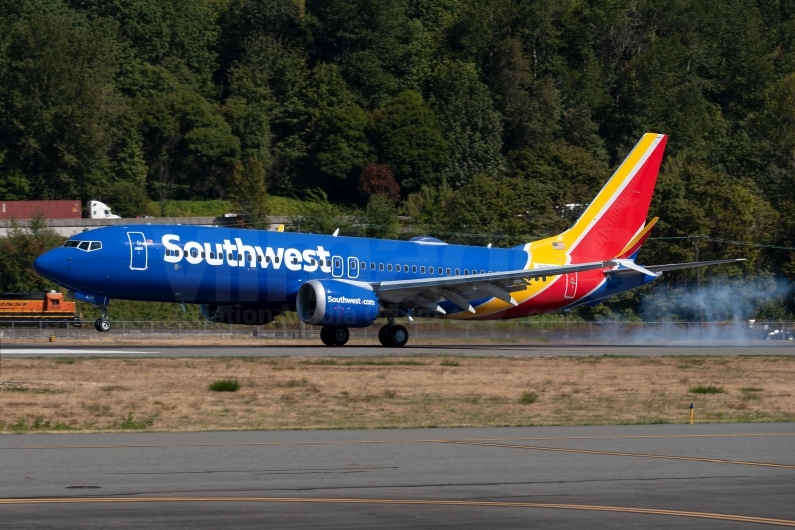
left=34, top=225, right=528, bottom=311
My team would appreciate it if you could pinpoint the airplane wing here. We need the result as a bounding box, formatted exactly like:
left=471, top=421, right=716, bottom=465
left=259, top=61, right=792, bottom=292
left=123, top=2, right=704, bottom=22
left=604, top=258, right=746, bottom=277
left=373, top=261, right=614, bottom=314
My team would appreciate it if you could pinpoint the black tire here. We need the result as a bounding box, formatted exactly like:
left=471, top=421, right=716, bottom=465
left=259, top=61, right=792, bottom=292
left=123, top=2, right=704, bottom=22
left=94, top=319, right=102, bottom=332
left=388, top=325, right=409, bottom=347
left=99, top=319, right=111, bottom=332
left=332, top=326, right=350, bottom=346
left=320, top=325, right=334, bottom=346
left=378, top=325, right=391, bottom=347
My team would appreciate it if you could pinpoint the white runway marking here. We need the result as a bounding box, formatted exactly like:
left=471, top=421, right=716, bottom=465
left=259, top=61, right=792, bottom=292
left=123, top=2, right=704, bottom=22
left=0, top=349, right=158, bottom=355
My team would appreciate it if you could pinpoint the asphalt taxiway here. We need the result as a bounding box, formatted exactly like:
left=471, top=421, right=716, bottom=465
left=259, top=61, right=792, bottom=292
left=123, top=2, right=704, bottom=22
left=1, top=343, right=794, bottom=358
left=2, top=423, right=794, bottom=529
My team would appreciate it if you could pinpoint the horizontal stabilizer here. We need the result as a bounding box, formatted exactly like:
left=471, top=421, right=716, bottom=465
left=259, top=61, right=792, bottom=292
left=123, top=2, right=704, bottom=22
left=605, top=259, right=745, bottom=277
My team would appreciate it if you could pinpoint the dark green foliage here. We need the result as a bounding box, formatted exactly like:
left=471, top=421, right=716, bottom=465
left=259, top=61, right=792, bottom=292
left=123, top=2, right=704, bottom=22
left=370, top=90, right=448, bottom=193
left=0, top=217, right=63, bottom=292
left=408, top=175, right=560, bottom=246
left=208, top=379, right=241, bottom=392
left=519, top=392, right=539, bottom=404
left=229, top=157, right=270, bottom=229
left=2, top=12, right=123, bottom=199
left=358, top=194, right=400, bottom=239
left=102, top=181, right=151, bottom=218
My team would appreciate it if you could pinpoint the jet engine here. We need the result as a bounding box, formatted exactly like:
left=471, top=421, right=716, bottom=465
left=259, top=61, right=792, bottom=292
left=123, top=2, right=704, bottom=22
left=200, top=303, right=279, bottom=325
left=296, top=280, right=380, bottom=327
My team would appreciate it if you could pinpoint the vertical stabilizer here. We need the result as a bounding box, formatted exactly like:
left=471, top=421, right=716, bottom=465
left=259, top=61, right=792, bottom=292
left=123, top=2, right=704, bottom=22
left=532, top=133, right=667, bottom=264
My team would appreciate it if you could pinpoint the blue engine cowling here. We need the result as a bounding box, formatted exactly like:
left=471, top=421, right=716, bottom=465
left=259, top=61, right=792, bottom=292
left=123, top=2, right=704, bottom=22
left=296, top=280, right=381, bottom=327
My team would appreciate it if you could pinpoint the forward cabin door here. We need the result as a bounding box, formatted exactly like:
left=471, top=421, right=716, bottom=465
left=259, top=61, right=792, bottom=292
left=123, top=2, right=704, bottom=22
left=564, top=272, right=577, bottom=299
left=127, top=231, right=148, bottom=270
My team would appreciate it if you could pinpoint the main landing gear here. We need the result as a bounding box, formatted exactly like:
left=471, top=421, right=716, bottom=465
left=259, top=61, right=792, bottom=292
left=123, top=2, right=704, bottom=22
left=320, top=325, right=350, bottom=346
left=378, top=322, right=409, bottom=348
left=94, top=306, right=111, bottom=332
left=317, top=319, right=409, bottom=348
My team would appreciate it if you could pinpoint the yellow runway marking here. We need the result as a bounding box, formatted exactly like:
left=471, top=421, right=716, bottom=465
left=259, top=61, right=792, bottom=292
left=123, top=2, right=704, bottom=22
left=448, top=441, right=795, bottom=469
left=1, top=496, right=793, bottom=526
left=2, top=432, right=794, bottom=451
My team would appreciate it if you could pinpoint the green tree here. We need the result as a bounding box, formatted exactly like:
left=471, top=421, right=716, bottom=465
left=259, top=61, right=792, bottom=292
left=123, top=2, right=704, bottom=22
left=370, top=90, right=448, bottom=193
left=358, top=194, right=400, bottom=239
left=0, top=217, right=63, bottom=292
left=2, top=12, right=123, bottom=200
left=291, top=189, right=356, bottom=235
left=307, top=0, right=423, bottom=105
left=408, top=175, right=558, bottom=246
left=508, top=140, right=611, bottom=223
left=93, top=0, right=220, bottom=94
left=229, top=157, right=270, bottom=229
left=231, top=35, right=309, bottom=192
left=136, top=88, right=240, bottom=206
left=302, top=64, right=372, bottom=198
left=429, top=61, right=505, bottom=187
left=102, top=181, right=150, bottom=218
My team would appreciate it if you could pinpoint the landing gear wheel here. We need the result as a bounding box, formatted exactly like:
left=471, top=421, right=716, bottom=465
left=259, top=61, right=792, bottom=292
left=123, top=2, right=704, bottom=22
left=94, top=319, right=102, bottom=332
left=320, top=325, right=334, bottom=346
left=98, top=319, right=111, bottom=332
left=332, top=326, right=349, bottom=346
left=388, top=325, right=409, bottom=348
left=378, top=325, right=391, bottom=347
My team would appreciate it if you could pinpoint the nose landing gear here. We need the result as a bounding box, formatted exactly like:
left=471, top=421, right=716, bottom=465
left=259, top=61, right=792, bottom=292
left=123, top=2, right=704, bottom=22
left=94, top=306, right=111, bottom=332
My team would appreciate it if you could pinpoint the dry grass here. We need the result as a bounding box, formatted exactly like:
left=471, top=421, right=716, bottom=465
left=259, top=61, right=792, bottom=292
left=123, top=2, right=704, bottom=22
left=1, top=355, right=795, bottom=433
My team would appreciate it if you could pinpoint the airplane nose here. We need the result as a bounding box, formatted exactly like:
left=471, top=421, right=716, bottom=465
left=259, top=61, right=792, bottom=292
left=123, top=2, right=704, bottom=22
left=33, top=250, right=64, bottom=280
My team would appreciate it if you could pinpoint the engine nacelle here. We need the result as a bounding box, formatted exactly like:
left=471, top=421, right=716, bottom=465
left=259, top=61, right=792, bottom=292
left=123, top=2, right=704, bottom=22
left=200, top=303, right=279, bottom=325
left=296, top=280, right=380, bottom=327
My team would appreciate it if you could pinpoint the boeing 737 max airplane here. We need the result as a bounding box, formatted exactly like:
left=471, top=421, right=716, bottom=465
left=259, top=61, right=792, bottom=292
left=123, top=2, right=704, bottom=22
left=33, top=133, right=742, bottom=347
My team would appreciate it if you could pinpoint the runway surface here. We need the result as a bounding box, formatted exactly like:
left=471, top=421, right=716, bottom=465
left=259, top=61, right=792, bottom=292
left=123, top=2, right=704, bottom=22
left=2, top=423, right=795, bottom=529
left=1, top=343, right=794, bottom=358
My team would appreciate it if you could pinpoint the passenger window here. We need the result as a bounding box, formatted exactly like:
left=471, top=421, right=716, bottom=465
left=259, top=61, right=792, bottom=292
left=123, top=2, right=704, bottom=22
left=370, top=262, right=375, bottom=270
left=228, top=253, right=233, bottom=260
left=266, top=256, right=271, bottom=263
left=412, top=265, right=417, bottom=273
left=420, top=266, right=425, bottom=273
left=360, top=261, right=366, bottom=270
left=191, top=250, right=198, bottom=258
left=275, top=257, right=280, bottom=264
left=437, top=267, right=442, bottom=274
left=481, top=270, right=485, bottom=274
left=403, top=265, right=409, bottom=272
left=89, top=242, right=102, bottom=251
left=379, top=263, right=384, bottom=271
left=351, top=261, right=357, bottom=270
left=446, top=268, right=451, bottom=275
left=257, top=255, right=262, bottom=262
left=78, top=241, right=90, bottom=251
left=455, top=268, right=460, bottom=275
left=464, top=269, right=469, bottom=275
left=387, top=264, right=393, bottom=271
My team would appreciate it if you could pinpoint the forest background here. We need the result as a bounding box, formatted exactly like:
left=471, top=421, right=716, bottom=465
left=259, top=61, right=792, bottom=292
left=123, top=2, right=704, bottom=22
left=1, top=0, right=795, bottom=322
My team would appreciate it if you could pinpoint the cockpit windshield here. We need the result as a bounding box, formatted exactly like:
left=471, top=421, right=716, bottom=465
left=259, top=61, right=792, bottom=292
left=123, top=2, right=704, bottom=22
left=63, top=240, right=102, bottom=252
